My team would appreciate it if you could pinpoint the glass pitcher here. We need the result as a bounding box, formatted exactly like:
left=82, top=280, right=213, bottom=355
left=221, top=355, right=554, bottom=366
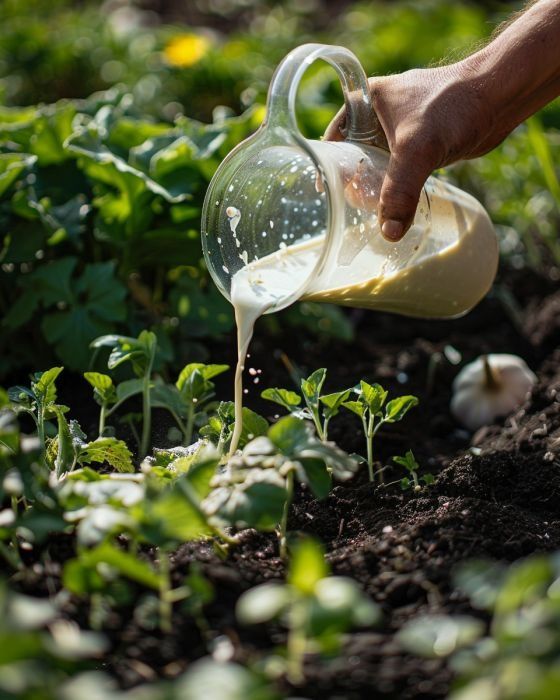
left=201, top=43, right=498, bottom=319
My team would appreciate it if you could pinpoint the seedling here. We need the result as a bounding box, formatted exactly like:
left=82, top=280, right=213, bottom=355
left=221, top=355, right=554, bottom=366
left=343, top=381, right=418, bottom=483
left=91, top=331, right=157, bottom=459
left=8, top=368, right=133, bottom=478
left=236, top=538, right=380, bottom=683
left=200, top=400, right=268, bottom=454
left=90, top=331, right=229, bottom=453
left=8, top=366, right=65, bottom=459
left=392, top=450, right=434, bottom=492
left=262, top=368, right=350, bottom=441
left=203, top=416, right=357, bottom=558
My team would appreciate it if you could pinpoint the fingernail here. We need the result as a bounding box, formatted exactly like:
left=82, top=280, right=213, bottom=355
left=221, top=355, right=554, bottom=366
left=381, top=219, right=404, bottom=242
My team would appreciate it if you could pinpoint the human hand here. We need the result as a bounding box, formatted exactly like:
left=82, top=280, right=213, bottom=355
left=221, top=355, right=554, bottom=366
left=324, top=62, right=504, bottom=242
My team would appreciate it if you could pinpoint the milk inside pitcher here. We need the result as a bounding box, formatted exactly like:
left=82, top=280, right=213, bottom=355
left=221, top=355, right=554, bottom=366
left=201, top=43, right=499, bottom=320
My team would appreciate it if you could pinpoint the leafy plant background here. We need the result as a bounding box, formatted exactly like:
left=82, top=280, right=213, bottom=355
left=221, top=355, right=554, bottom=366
left=1, top=0, right=559, bottom=380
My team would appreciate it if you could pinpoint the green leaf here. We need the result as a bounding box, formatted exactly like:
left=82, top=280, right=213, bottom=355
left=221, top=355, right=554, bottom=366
left=64, top=542, right=160, bottom=594
left=0, top=153, right=37, bottom=198
left=202, top=402, right=268, bottom=450
left=182, top=446, right=220, bottom=500
left=240, top=408, right=269, bottom=444
left=236, top=582, right=290, bottom=625
left=78, top=437, right=134, bottom=473
left=397, top=615, right=484, bottom=658
left=299, top=458, right=331, bottom=499
left=268, top=416, right=311, bottom=456
left=31, top=366, right=63, bottom=404
left=177, top=658, right=280, bottom=700
left=261, top=387, right=302, bottom=412
left=66, top=120, right=192, bottom=203
left=359, top=381, right=388, bottom=415
left=116, top=378, right=145, bottom=403
left=37, top=261, right=127, bottom=370
left=176, top=363, right=229, bottom=402
left=52, top=405, right=75, bottom=477
left=320, top=389, right=351, bottom=420
left=342, top=400, right=365, bottom=418
left=301, top=368, right=327, bottom=409
left=392, top=450, right=418, bottom=473
left=150, top=381, right=187, bottom=418
left=92, top=330, right=156, bottom=376
left=289, top=538, right=328, bottom=595
left=144, top=485, right=213, bottom=543
left=494, top=556, right=552, bottom=616
left=29, top=104, right=75, bottom=165
left=83, top=372, right=116, bottom=405
left=453, top=560, right=506, bottom=611
left=384, top=395, right=419, bottom=423
left=208, top=470, right=287, bottom=531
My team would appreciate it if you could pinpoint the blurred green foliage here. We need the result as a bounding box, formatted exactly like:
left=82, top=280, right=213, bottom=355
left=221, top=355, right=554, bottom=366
left=0, top=0, right=559, bottom=379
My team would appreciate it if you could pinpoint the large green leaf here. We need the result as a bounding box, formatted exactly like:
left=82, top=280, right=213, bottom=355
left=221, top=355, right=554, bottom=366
left=66, top=121, right=192, bottom=203
left=0, top=153, right=37, bottom=198
left=5, top=259, right=127, bottom=370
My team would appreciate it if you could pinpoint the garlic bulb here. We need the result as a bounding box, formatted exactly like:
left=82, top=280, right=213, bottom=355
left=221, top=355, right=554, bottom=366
left=450, top=354, right=537, bottom=431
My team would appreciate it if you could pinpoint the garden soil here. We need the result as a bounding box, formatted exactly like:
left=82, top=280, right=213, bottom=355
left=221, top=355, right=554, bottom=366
left=28, top=265, right=560, bottom=699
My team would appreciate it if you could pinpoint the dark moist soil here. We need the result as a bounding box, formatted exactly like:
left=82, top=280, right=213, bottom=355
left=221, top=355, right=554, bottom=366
left=21, top=265, right=560, bottom=699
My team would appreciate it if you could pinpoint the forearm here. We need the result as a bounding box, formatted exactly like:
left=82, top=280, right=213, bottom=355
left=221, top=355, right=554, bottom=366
left=460, top=0, right=560, bottom=136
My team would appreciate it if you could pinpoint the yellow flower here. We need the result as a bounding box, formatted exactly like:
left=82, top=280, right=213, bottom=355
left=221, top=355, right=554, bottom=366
left=164, top=34, right=211, bottom=68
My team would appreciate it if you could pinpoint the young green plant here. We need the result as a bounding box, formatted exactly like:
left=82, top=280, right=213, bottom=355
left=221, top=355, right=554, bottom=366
left=262, top=368, right=350, bottom=442
left=203, top=416, right=357, bottom=558
left=392, top=450, right=434, bottom=492
left=91, top=331, right=157, bottom=458
left=236, top=538, right=380, bottom=683
left=343, top=381, right=418, bottom=483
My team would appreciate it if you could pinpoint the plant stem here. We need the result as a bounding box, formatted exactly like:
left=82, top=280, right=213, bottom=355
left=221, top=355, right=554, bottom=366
left=184, top=403, right=195, bottom=446
left=364, top=414, right=374, bottom=483
left=98, top=403, right=106, bottom=438
left=287, top=602, right=306, bottom=684
left=159, top=552, right=172, bottom=634
left=37, top=403, right=45, bottom=459
left=371, top=420, right=387, bottom=484
left=140, top=372, right=152, bottom=460
left=279, top=470, right=294, bottom=559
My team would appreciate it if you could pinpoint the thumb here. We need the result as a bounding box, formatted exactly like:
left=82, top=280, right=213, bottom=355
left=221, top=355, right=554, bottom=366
left=323, top=104, right=346, bottom=142
left=378, top=149, right=431, bottom=242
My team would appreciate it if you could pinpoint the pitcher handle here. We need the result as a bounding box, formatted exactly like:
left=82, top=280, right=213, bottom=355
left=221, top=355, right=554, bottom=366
left=265, top=43, right=389, bottom=150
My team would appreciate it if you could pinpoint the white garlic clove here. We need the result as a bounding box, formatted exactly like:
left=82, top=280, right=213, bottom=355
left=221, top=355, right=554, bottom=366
left=450, top=353, right=537, bottom=431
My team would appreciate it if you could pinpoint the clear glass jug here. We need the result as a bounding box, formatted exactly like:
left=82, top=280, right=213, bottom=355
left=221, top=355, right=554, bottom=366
left=201, top=43, right=498, bottom=320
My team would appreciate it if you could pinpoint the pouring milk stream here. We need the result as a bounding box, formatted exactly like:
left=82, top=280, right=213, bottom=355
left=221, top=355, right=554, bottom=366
left=201, top=44, right=499, bottom=454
